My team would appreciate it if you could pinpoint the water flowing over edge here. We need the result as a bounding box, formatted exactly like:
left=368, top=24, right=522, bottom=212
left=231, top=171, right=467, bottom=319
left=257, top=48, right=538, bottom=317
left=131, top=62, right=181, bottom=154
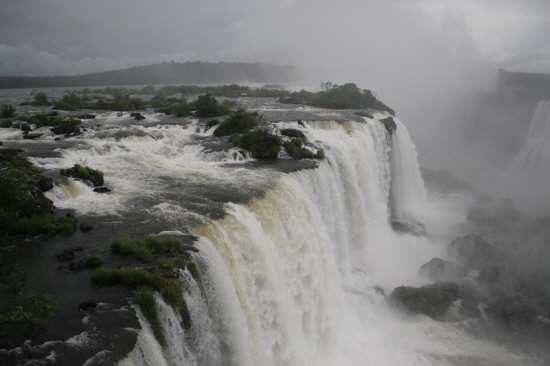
left=114, top=118, right=538, bottom=366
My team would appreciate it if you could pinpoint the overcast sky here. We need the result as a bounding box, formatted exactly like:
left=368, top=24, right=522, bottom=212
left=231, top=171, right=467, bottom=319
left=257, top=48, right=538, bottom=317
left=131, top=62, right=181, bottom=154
left=1, top=0, right=548, bottom=78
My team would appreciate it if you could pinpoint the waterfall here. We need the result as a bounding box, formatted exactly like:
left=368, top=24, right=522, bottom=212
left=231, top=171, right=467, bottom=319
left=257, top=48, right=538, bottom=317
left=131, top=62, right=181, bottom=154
left=114, top=118, right=538, bottom=366
left=389, top=118, right=428, bottom=232
left=115, top=118, right=451, bottom=366
left=498, top=99, right=550, bottom=214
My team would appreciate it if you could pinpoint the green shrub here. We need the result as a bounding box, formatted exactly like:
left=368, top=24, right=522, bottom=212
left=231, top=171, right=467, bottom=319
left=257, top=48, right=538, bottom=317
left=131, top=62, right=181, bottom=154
left=1, top=104, right=16, bottom=118
left=110, top=236, right=137, bottom=255
left=246, top=129, right=282, bottom=159
left=172, top=101, right=191, bottom=117
left=144, top=236, right=182, bottom=254
left=52, top=118, right=81, bottom=135
left=1, top=119, right=13, bottom=128
left=207, top=119, right=220, bottom=127
left=213, top=109, right=257, bottom=136
left=380, top=117, right=397, bottom=136
left=185, top=262, right=200, bottom=282
left=0, top=291, right=59, bottom=334
left=193, top=93, right=221, bottom=117
left=315, top=149, right=325, bottom=159
left=52, top=100, right=77, bottom=111
left=90, top=268, right=168, bottom=289
left=58, top=222, right=75, bottom=236
left=7, top=214, right=56, bottom=235
left=60, top=164, right=103, bottom=186
left=160, top=284, right=184, bottom=311
left=85, top=255, right=104, bottom=267
left=33, top=92, right=50, bottom=106
left=135, top=290, right=166, bottom=347
left=135, top=247, right=153, bottom=263
left=128, top=98, right=145, bottom=110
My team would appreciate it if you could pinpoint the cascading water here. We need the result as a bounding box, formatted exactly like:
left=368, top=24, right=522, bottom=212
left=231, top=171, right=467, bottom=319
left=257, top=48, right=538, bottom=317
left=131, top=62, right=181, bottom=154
left=115, top=117, right=537, bottom=366
left=498, top=99, right=550, bottom=214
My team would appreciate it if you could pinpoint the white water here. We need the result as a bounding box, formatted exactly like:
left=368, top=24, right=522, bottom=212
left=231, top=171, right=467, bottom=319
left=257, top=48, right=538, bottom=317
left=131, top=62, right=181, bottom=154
left=498, top=99, right=550, bottom=215
left=115, top=118, right=541, bottom=366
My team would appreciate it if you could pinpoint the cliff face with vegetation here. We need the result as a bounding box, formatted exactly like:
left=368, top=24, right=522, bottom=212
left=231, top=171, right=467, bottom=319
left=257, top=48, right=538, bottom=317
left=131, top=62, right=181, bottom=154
left=0, top=61, right=298, bottom=89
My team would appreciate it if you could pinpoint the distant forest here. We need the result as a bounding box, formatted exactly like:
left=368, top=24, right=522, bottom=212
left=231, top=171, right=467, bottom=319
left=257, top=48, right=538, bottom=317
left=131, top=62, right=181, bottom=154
left=0, top=61, right=298, bottom=89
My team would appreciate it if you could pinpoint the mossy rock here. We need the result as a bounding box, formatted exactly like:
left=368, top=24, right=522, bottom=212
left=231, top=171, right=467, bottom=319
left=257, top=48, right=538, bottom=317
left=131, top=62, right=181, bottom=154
left=380, top=116, right=397, bottom=136
left=281, top=128, right=306, bottom=139
left=418, top=258, right=466, bottom=282
left=447, top=234, right=495, bottom=268
left=490, top=295, right=539, bottom=327
left=390, top=282, right=459, bottom=321
left=60, top=164, right=104, bottom=187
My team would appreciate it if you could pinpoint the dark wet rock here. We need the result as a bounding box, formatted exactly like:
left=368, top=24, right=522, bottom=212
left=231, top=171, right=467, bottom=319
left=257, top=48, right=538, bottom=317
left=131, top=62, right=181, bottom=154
left=30, top=188, right=54, bottom=213
left=390, top=282, right=459, bottom=321
left=37, top=176, right=54, bottom=192
left=447, top=234, right=495, bottom=269
left=78, top=114, right=96, bottom=119
left=157, top=267, right=179, bottom=279
left=69, top=258, right=87, bottom=271
left=46, top=111, right=58, bottom=117
left=181, top=244, right=199, bottom=253
left=419, top=258, right=466, bottom=282
left=23, top=133, right=43, bottom=140
left=117, top=112, right=123, bottom=116
left=391, top=218, right=427, bottom=236
left=130, top=112, right=145, bottom=120
left=78, top=299, right=98, bottom=312
left=54, top=137, right=61, bottom=141
left=80, top=223, right=94, bottom=232
left=0, top=141, right=2, bottom=145
left=56, top=246, right=84, bottom=261
left=13, top=122, right=32, bottom=132
left=93, top=186, right=111, bottom=193
left=281, top=128, right=306, bottom=139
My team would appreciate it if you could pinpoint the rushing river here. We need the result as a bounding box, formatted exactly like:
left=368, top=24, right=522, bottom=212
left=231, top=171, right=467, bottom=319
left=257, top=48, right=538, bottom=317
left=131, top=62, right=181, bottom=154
left=0, top=91, right=546, bottom=365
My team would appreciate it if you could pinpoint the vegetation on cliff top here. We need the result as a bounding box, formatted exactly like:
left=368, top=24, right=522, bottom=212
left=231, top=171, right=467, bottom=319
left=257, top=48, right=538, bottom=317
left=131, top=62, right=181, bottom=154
left=279, top=82, right=395, bottom=115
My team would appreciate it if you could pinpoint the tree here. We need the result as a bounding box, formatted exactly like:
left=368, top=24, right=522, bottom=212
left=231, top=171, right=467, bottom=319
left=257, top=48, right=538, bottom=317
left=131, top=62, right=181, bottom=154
left=193, top=93, right=220, bottom=117
left=1, top=104, right=15, bottom=118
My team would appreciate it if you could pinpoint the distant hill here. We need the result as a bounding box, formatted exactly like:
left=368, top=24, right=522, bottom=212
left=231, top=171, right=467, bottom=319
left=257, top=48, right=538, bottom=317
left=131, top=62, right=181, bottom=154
left=0, top=61, right=298, bottom=89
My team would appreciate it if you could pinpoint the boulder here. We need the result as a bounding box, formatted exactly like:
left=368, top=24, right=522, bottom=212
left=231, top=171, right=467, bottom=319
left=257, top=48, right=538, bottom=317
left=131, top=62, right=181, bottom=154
left=181, top=244, right=199, bottom=253
left=56, top=246, right=83, bottom=261
left=93, top=186, right=111, bottom=193
left=390, top=218, right=427, bottom=236
left=37, top=176, right=54, bottom=192
left=419, top=258, right=466, bottom=282
left=390, top=282, right=459, bottom=321
left=78, top=299, right=98, bottom=312
left=78, top=114, right=96, bottom=119
left=30, top=188, right=54, bottom=213
left=447, top=234, right=494, bottom=268
left=130, top=112, right=145, bottom=120
left=23, top=133, right=43, bottom=140
left=46, top=111, right=58, bottom=117
left=80, top=223, right=94, bottom=232
left=69, top=258, right=87, bottom=271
